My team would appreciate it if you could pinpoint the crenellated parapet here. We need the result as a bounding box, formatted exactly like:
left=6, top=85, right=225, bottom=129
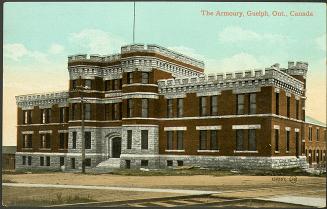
left=16, top=91, right=69, bottom=109
left=158, top=63, right=305, bottom=97
left=68, top=54, right=121, bottom=63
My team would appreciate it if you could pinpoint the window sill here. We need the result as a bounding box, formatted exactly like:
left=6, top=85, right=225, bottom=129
left=274, top=151, right=280, bottom=153
left=22, top=148, right=33, bottom=150
left=234, top=150, right=258, bottom=153
left=39, top=148, right=51, bottom=150
left=286, top=151, right=290, bottom=153
left=197, top=150, right=219, bottom=153
left=165, top=150, right=185, bottom=152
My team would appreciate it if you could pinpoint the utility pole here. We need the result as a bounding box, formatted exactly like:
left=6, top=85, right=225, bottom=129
left=81, top=88, right=85, bottom=174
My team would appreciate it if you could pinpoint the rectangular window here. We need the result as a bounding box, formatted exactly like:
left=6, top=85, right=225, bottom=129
left=296, top=100, right=299, bottom=119
left=105, top=80, right=110, bottom=91
left=23, top=110, right=32, bottom=124
left=286, top=131, right=290, bottom=152
left=72, top=80, right=77, bottom=89
left=127, top=130, right=132, bottom=149
left=22, top=156, right=26, bottom=165
left=127, top=99, right=133, bottom=118
left=276, top=93, right=279, bottom=115
left=60, top=157, right=65, bottom=166
left=141, top=160, right=148, bottom=167
left=71, top=158, right=75, bottom=169
left=141, top=99, right=148, bottom=118
left=46, top=134, right=51, bottom=148
left=85, top=158, right=91, bottom=167
left=177, top=98, right=183, bottom=117
left=23, top=111, right=28, bottom=124
left=316, top=129, right=319, bottom=141
left=46, top=156, right=50, bottom=166
left=237, top=95, right=245, bottom=115
left=167, top=131, right=173, bottom=150
left=199, top=130, right=207, bottom=150
left=177, top=131, right=184, bottom=150
left=125, top=160, right=131, bottom=169
left=85, top=132, right=91, bottom=149
left=72, top=132, right=77, bottom=149
left=200, top=97, right=207, bottom=116
left=85, top=79, right=92, bottom=89
left=113, top=103, right=120, bottom=120
left=59, top=107, right=68, bottom=123
left=249, top=94, right=256, bottom=114
left=113, top=79, right=119, bottom=90
left=309, top=127, right=312, bottom=141
left=84, top=104, right=91, bottom=120
left=248, top=129, right=256, bottom=151
left=72, top=104, right=77, bottom=120
left=142, top=72, right=149, bottom=84
left=28, top=156, right=32, bottom=166
left=211, top=96, right=218, bottom=115
left=105, top=104, right=110, bottom=120
left=41, top=108, right=51, bottom=123
left=210, top=130, right=218, bottom=150
left=177, top=160, right=183, bottom=166
left=287, top=96, right=290, bottom=118
left=275, top=129, right=279, bottom=151
left=59, top=133, right=65, bottom=149
left=23, top=134, right=32, bottom=148
left=40, top=157, right=44, bottom=166
left=236, top=130, right=243, bottom=151
left=141, top=130, right=148, bottom=149
left=167, top=160, right=173, bottom=167
left=127, top=72, right=133, bottom=84
left=167, top=99, right=173, bottom=118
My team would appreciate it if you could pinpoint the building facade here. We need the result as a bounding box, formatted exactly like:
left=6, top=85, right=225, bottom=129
left=15, top=44, right=326, bottom=171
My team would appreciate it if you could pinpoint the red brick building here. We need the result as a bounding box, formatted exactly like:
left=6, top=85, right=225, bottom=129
left=15, top=44, right=326, bottom=171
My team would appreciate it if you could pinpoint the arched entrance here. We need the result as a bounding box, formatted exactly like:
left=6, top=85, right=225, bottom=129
left=112, top=137, right=121, bottom=158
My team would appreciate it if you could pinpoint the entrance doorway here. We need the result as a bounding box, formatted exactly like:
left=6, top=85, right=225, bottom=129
left=112, top=137, right=121, bottom=158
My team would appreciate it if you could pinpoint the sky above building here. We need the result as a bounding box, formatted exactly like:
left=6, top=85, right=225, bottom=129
left=3, top=2, right=326, bottom=145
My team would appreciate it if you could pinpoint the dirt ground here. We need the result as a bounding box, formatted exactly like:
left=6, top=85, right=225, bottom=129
left=2, top=172, right=326, bottom=207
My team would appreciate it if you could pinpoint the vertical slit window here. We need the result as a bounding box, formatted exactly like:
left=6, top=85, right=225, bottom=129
left=237, top=95, right=244, bottom=115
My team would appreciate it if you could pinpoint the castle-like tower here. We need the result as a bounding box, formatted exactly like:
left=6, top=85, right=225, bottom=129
left=15, top=44, right=326, bottom=171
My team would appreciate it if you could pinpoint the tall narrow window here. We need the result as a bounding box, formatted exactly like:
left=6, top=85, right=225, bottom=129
left=167, top=131, right=173, bottom=150
left=296, top=100, right=299, bottom=119
left=40, top=157, right=44, bottom=166
left=23, top=134, right=32, bottom=148
left=211, top=96, right=218, bottom=115
left=177, top=98, right=183, bottom=117
left=248, top=129, right=256, bottom=151
left=127, top=99, right=133, bottom=118
left=200, top=97, right=207, bottom=116
left=85, top=79, right=92, bottom=89
left=71, top=158, right=75, bottom=169
left=60, top=107, right=66, bottom=123
left=286, top=131, right=290, bottom=152
left=316, top=129, right=319, bottom=141
left=287, top=96, right=290, bottom=118
left=177, top=131, right=184, bottom=150
left=141, top=99, right=148, bottom=118
left=210, top=130, right=218, bottom=150
left=276, top=92, right=279, bottom=115
left=46, top=156, right=50, bottom=166
left=72, top=104, right=77, bottom=120
left=127, top=130, right=132, bottom=149
left=237, top=95, right=244, bottom=115
left=105, top=80, right=110, bottom=91
left=142, top=72, right=149, bottom=84
left=59, top=133, right=65, bottom=149
left=72, top=132, right=77, bottom=149
left=84, top=104, right=91, bottom=120
left=105, top=104, right=110, bottom=120
left=41, top=109, right=50, bottom=123
left=23, top=111, right=28, bottom=124
left=46, top=134, right=51, bottom=148
left=113, top=103, right=119, bottom=120
left=309, top=127, right=312, bottom=141
left=23, top=110, right=32, bottom=124
left=22, top=156, right=26, bottom=165
left=40, top=135, right=46, bottom=148
left=28, top=156, right=32, bottom=166
left=167, top=99, right=173, bottom=118
left=249, top=94, right=256, bottom=114
left=275, top=129, right=279, bottom=151
left=85, top=132, right=91, bottom=149
left=60, top=157, right=65, bottom=166
left=127, top=72, right=133, bottom=84
left=199, top=130, right=207, bottom=150
left=236, top=130, right=243, bottom=151
left=141, top=130, right=148, bottom=149
left=72, top=80, right=77, bottom=89
left=113, top=79, right=119, bottom=90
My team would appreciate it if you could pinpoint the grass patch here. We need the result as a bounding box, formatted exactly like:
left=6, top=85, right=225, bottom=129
left=5, top=192, right=96, bottom=207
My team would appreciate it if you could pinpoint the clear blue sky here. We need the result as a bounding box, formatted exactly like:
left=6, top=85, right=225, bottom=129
left=3, top=2, right=326, bottom=145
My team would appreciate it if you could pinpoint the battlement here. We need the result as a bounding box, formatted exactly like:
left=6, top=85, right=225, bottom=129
left=68, top=54, right=121, bottom=62
left=15, top=91, right=69, bottom=104
left=157, top=63, right=305, bottom=93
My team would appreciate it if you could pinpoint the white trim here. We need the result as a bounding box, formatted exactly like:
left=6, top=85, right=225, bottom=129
left=58, top=130, right=69, bottom=133
left=15, top=152, right=106, bottom=156
left=197, top=150, right=219, bottom=153
left=232, top=124, right=261, bottom=129
left=165, top=150, right=185, bottom=152
left=196, top=126, right=222, bottom=130
left=234, top=150, right=259, bottom=153
left=274, top=88, right=280, bottom=93
left=121, top=124, right=159, bottom=127
left=122, top=92, right=159, bottom=99
left=69, top=126, right=122, bottom=129
left=295, top=128, right=300, bottom=132
left=164, top=93, right=186, bottom=99
left=122, top=117, right=158, bottom=120
left=69, top=120, right=122, bottom=123
left=17, top=123, right=68, bottom=127
left=196, top=91, right=221, bottom=97
left=122, top=83, right=158, bottom=87
left=21, top=131, right=34, bottom=134
left=285, top=127, right=291, bottom=131
left=274, top=151, right=280, bottom=153
left=273, top=125, right=280, bottom=130
left=164, top=127, right=187, bottom=131
left=39, top=130, right=53, bottom=134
